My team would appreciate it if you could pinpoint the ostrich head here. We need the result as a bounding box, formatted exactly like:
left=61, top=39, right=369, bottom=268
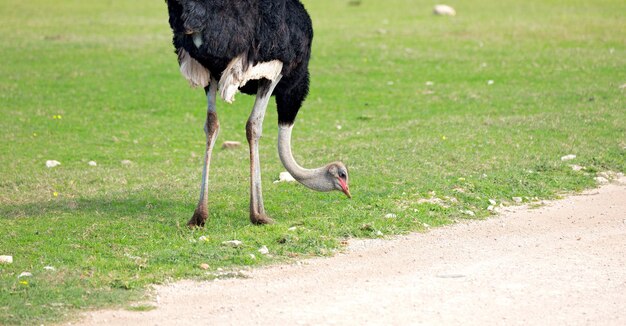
left=278, top=124, right=352, bottom=199
left=326, top=162, right=351, bottom=198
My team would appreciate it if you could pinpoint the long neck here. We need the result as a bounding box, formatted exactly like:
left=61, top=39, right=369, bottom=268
left=278, top=124, right=333, bottom=192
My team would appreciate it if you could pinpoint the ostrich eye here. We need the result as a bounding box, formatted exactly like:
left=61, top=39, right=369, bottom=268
left=339, top=171, right=346, bottom=179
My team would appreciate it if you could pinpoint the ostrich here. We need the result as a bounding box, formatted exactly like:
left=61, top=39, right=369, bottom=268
left=165, top=0, right=351, bottom=226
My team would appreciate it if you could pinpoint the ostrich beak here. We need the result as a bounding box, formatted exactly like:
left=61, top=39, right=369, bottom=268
left=338, top=178, right=352, bottom=199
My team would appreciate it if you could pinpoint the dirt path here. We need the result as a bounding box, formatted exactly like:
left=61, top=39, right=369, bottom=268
left=80, top=179, right=626, bottom=326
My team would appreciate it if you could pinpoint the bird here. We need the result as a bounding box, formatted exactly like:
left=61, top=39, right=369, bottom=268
left=165, top=0, right=351, bottom=227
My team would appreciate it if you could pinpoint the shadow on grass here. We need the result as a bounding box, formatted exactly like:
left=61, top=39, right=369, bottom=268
left=1, top=197, right=182, bottom=219
left=0, top=194, right=263, bottom=232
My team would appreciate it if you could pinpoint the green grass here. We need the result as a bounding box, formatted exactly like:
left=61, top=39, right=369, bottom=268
left=0, top=0, right=624, bottom=324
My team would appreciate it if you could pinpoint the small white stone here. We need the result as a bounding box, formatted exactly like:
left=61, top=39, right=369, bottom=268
left=43, top=266, right=56, bottom=271
left=18, top=272, right=32, bottom=278
left=595, top=177, right=609, bottom=184
left=288, top=226, right=297, bottom=231
left=570, top=165, right=584, bottom=171
left=46, top=160, right=61, bottom=168
left=121, top=160, right=133, bottom=165
left=384, top=213, right=397, bottom=219
left=487, top=205, right=495, bottom=211
left=487, top=80, right=494, bottom=85
left=258, top=246, right=269, bottom=255
left=375, top=231, right=384, bottom=237
left=463, top=210, right=476, bottom=217
left=88, top=161, right=97, bottom=167
left=222, top=240, right=243, bottom=248
left=512, top=197, right=523, bottom=203
left=489, top=199, right=497, bottom=205
left=249, top=254, right=256, bottom=260
left=433, top=4, right=456, bottom=16
left=277, top=172, right=296, bottom=183
left=425, top=81, right=434, bottom=86
left=560, top=154, right=576, bottom=161
left=198, top=236, right=209, bottom=242
left=0, top=256, right=13, bottom=264
left=417, top=197, right=448, bottom=207
left=221, top=141, right=241, bottom=149
left=336, top=125, right=342, bottom=130
left=422, top=223, right=431, bottom=228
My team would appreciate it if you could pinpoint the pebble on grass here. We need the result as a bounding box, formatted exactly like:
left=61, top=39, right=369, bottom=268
left=512, top=197, right=523, bottom=203
left=595, top=177, right=609, bottom=184
left=561, top=154, right=577, bottom=161
left=258, top=246, right=270, bottom=255
left=88, top=161, right=97, bottom=167
left=570, top=165, right=584, bottom=171
left=274, top=171, right=296, bottom=183
left=222, top=240, right=243, bottom=248
left=0, top=256, right=12, bottom=264
left=221, top=141, right=241, bottom=149
left=46, top=160, right=61, bottom=168
left=433, top=4, right=456, bottom=16
left=463, top=210, right=476, bottom=217
left=18, top=272, right=32, bottom=278
left=417, top=197, right=448, bottom=208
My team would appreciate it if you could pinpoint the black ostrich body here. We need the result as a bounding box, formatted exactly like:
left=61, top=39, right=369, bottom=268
left=165, top=0, right=351, bottom=226
left=166, top=0, right=312, bottom=124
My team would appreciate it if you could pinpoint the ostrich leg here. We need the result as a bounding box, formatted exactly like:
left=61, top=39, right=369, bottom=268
left=189, top=77, right=219, bottom=227
left=246, top=76, right=282, bottom=224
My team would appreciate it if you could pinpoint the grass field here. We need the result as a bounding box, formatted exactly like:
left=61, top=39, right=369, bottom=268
left=0, top=0, right=624, bottom=324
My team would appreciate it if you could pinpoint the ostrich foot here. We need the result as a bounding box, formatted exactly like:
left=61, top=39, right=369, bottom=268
left=250, top=213, right=274, bottom=225
left=188, top=208, right=208, bottom=228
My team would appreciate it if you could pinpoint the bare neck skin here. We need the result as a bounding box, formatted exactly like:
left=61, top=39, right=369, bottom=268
left=277, top=124, right=335, bottom=192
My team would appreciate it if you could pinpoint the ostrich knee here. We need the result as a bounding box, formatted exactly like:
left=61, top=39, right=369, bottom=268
left=206, top=111, right=220, bottom=139
left=246, top=120, right=261, bottom=143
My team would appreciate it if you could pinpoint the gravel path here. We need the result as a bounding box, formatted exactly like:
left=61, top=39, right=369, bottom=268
left=80, top=179, right=626, bottom=325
